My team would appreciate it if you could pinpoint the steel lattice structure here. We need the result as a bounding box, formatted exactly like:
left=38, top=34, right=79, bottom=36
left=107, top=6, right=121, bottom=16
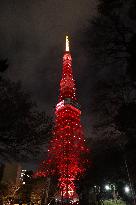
left=35, top=36, right=88, bottom=203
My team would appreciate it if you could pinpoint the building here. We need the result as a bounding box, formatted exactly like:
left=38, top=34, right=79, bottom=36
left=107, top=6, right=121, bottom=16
left=1, top=162, right=21, bottom=185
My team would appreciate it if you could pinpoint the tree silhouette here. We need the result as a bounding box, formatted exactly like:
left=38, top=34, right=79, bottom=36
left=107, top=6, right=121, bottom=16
left=0, top=79, right=52, bottom=162
left=78, top=0, right=136, bottom=203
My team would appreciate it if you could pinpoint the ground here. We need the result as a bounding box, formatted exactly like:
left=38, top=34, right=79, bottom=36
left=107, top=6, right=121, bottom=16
left=103, top=200, right=126, bottom=205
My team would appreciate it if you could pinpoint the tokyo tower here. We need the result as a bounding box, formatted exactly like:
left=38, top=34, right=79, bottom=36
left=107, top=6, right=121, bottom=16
left=36, top=36, right=88, bottom=203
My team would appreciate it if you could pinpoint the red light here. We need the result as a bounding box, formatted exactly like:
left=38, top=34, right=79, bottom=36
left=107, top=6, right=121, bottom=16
left=35, top=37, right=88, bottom=202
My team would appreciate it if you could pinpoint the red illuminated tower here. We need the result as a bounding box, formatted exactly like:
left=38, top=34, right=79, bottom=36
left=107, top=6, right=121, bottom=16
left=36, top=36, right=88, bottom=203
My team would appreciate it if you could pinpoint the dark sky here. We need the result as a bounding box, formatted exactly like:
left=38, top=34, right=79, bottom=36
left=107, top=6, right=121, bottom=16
left=0, top=0, right=98, bottom=137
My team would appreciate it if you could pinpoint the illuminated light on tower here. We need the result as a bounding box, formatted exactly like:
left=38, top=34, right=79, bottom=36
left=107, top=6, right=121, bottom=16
left=66, top=35, right=70, bottom=52
left=35, top=36, right=88, bottom=202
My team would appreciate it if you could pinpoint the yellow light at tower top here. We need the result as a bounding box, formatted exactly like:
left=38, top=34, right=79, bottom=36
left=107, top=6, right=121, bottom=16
left=66, top=35, right=70, bottom=52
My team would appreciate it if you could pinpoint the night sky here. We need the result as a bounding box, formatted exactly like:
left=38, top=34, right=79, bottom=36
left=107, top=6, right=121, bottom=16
left=0, top=0, right=98, bottom=137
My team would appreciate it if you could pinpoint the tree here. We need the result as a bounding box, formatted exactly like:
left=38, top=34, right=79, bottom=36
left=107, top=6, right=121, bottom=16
left=98, top=0, right=136, bottom=84
left=0, top=78, right=52, bottom=162
left=82, top=0, right=136, bottom=83
left=81, top=0, right=136, bottom=159
left=78, top=0, right=136, bottom=203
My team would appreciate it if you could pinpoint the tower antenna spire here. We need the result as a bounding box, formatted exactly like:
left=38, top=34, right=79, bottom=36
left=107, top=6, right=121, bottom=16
left=65, top=35, right=70, bottom=52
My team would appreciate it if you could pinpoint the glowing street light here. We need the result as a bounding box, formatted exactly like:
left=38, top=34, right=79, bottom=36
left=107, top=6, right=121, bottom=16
left=124, top=185, right=130, bottom=194
left=105, top=185, right=111, bottom=191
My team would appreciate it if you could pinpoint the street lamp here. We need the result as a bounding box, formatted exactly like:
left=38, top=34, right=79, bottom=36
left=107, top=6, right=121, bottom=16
left=124, top=185, right=130, bottom=194
left=105, top=184, right=117, bottom=202
left=105, top=185, right=111, bottom=191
